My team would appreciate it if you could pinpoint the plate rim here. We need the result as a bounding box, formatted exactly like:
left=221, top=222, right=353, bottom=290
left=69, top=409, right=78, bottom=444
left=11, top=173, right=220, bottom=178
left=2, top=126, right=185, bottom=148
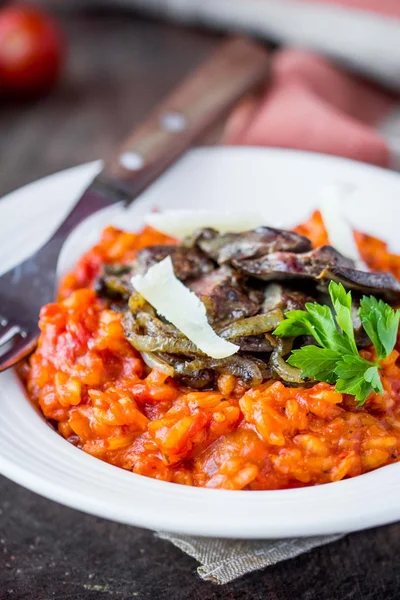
left=2, top=146, right=400, bottom=539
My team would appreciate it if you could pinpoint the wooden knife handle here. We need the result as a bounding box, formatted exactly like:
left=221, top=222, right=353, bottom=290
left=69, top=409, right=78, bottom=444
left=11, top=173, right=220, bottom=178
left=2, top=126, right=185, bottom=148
left=97, top=37, right=270, bottom=200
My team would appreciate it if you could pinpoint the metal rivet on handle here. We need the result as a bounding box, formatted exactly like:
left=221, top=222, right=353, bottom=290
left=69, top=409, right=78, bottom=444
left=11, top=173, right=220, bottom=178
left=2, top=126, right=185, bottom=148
left=160, top=111, right=186, bottom=133
left=119, top=152, right=144, bottom=171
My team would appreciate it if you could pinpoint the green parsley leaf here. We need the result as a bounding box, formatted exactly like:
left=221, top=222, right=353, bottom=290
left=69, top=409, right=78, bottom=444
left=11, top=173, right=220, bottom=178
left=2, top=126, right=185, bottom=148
left=274, top=294, right=355, bottom=355
left=328, top=281, right=358, bottom=355
left=364, top=365, right=384, bottom=391
left=359, top=295, right=400, bottom=359
left=334, top=355, right=383, bottom=403
left=335, top=376, right=373, bottom=404
left=302, top=303, right=338, bottom=349
left=287, top=346, right=341, bottom=384
left=273, top=310, right=315, bottom=338
left=273, top=282, right=399, bottom=405
left=329, top=280, right=352, bottom=311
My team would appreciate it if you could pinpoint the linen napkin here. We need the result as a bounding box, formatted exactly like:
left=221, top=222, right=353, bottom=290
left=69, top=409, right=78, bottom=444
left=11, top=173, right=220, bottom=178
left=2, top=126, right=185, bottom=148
left=157, top=48, right=400, bottom=584
left=157, top=532, right=345, bottom=584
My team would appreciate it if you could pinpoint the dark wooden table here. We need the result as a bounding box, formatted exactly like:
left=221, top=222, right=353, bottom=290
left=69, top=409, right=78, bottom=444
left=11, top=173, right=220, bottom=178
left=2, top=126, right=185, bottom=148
left=1, top=11, right=400, bottom=600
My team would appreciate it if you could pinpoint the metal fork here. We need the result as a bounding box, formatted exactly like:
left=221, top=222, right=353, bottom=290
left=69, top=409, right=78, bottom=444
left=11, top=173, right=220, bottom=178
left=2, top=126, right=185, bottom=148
left=0, top=37, right=270, bottom=372
left=0, top=182, right=126, bottom=370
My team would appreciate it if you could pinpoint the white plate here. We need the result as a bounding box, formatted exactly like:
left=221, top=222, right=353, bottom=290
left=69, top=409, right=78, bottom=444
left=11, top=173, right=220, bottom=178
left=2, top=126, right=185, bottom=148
left=1, top=147, right=400, bottom=539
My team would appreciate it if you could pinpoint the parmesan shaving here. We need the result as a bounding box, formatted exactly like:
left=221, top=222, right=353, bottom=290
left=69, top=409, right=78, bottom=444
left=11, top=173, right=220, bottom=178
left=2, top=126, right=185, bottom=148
left=145, top=210, right=266, bottom=240
left=319, top=183, right=367, bottom=270
left=131, top=257, right=239, bottom=359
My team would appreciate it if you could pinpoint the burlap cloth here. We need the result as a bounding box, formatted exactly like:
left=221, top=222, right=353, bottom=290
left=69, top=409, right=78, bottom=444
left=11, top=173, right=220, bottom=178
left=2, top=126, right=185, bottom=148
left=157, top=532, right=345, bottom=584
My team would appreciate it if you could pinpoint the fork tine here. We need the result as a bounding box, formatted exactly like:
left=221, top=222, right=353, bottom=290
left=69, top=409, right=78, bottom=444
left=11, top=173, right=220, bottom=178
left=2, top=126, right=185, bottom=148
left=0, top=334, right=37, bottom=372
left=0, top=323, right=24, bottom=348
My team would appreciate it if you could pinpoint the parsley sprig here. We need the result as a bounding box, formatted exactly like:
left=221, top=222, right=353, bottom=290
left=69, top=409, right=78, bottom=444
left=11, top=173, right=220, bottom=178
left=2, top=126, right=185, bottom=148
left=273, top=282, right=400, bottom=405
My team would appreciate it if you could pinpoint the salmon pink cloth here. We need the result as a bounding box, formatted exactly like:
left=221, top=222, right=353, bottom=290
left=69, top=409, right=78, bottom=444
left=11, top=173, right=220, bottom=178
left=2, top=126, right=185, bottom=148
left=223, top=48, right=400, bottom=169
left=300, top=0, right=400, bottom=18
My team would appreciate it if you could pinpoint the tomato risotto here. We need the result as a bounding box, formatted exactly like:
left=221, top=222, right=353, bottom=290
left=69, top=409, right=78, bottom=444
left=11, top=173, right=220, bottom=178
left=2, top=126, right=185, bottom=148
left=21, top=214, right=400, bottom=490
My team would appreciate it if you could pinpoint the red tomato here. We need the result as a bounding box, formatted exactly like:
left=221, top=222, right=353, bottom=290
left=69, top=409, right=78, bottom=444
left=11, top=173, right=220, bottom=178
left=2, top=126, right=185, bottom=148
left=0, top=5, right=64, bottom=97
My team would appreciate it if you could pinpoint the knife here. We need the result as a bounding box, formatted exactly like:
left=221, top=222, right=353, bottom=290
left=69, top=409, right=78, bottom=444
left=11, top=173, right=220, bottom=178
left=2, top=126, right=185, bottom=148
left=0, top=36, right=270, bottom=371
